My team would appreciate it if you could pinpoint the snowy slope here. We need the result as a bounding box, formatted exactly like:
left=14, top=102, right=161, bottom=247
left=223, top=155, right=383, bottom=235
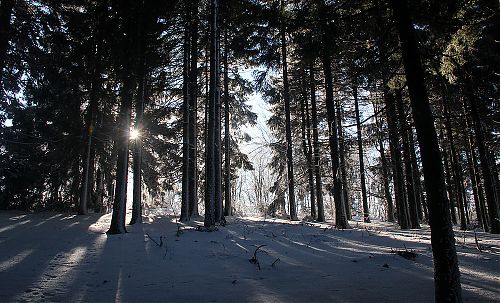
left=0, top=210, right=498, bottom=302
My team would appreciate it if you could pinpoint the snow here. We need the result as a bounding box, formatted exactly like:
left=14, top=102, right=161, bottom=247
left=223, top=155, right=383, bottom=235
left=0, top=210, right=498, bottom=302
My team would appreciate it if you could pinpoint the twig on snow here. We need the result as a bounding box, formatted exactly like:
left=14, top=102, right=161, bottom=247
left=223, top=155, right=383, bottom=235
left=474, top=230, right=483, bottom=252
left=146, top=233, right=163, bottom=247
left=249, top=244, right=266, bottom=270
left=271, top=258, right=280, bottom=268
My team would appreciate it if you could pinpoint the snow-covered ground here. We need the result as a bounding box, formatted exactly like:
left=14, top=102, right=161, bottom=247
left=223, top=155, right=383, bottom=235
left=0, top=210, right=498, bottom=302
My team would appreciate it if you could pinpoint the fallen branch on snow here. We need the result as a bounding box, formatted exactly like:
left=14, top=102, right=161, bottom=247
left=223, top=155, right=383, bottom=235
left=249, top=245, right=266, bottom=270
left=146, top=233, right=163, bottom=247
left=474, top=230, right=483, bottom=252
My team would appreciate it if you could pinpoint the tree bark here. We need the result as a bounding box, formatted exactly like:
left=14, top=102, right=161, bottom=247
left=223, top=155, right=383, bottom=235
left=385, top=90, right=410, bottom=229
left=181, top=1, right=192, bottom=222
left=375, top=111, right=394, bottom=222
left=464, top=79, right=500, bottom=234
left=79, top=126, right=93, bottom=215
left=79, top=2, right=106, bottom=215
left=440, top=129, right=458, bottom=225
left=281, top=1, right=297, bottom=221
left=465, top=147, right=483, bottom=230
left=107, top=71, right=134, bottom=234
left=443, top=97, right=467, bottom=230
left=223, top=26, right=231, bottom=217
left=130, top=1, right=148, bottom=225
left=408, top=128, right=428, bottom=222
left=214, top=10, right=223, bottom=224
left=465, top=110, right=489, bottom=231
left=353, top=84, right=370, bottom=223
left=391, top=0, right=462, bottom=300
left=395, top=90, right=419, bottom=228
left=204, top=0, right=219, bottom=228
left=300, top=76, right=315, bottom=219
left=188, top=0, right=199, bottom=217
left=309, top=62, right=324, bottom=222
left=108, top=1, right=137, bottom=234
left=321, top=24, right=348, bottom=228
left=336, top=97, right=350, bottom=220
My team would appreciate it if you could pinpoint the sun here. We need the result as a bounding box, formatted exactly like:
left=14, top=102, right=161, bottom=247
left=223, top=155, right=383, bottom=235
left=130, top=129, right=140, bottom=140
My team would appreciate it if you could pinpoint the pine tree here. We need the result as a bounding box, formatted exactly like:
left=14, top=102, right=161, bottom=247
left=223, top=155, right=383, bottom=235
left=390, top=0, right=462, bottom=300
left=204, top=0, right=220, bottom=228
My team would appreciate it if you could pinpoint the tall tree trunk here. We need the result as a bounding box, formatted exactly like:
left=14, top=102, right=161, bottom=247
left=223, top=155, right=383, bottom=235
left=336, top=97, right=351, bottom=220
left=223, top=27, right=231, bottom=217
left=465, top=147, right=483, bottom=230
left=395, top=90, right=420, bottom=228
left=443, top=97, right=467, bottom=230
left=385, top=90, right=410, bottom=229
left=465, top=110, right=489, bottom=231
left=130, top=1, right=148, bottom=225
left=391, top=0, right=462, bottom=300
left=130, top=82, right=144, bottom=224
left=464, top=79, right=500, bottom=234
left=281, top=1, right=297, bottom=221
left=80, top=2, right=106, bottom=215
left=214, top=12, right=223, bottom=224
left=108, top=1, right=137, bottom=234
left=409, top=128, right=428, bottom=222
left=321, top=23, right=348, bottom=229
left=353, top=84, right=370, bottom=223
left=108, top=71, right=134, bottom=234
left=440, top=129, right=458, bottom=224
left=375, top=112, right=395, bottom=222
left=180, top=2, right=192, bottom=222
left=0, top=0, right=14, bottom=90
left=188, top=0, right=199, bottom=217
left=204, top=0, right=219, bottom=228
left=309, top=62, right=324, bottom=222
left=300, top=78, right=315, bottom=219
left=79, top=127, right=93, bottom=215
left=95, top=168, right=104, bottom=212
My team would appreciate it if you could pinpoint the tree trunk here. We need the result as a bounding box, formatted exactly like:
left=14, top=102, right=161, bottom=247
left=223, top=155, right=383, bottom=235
left=0, top=0, right=14, bottom=90
left=309, top=62, right=325, bottom=222
left=79, top=2, right=106, bottom=215
left=465, top=79, right=500, bottom=234
left=336, top=97, right=351, bottom=220
left=79, top=127, right=92, bottom=215
left=321, top=24, right=348, bottom=229
left=130, top=1, right=148, bottom=225
left=204, top=0, right=219, bottom=228
left=223, top=27, right=231, bottom=217
left=375, top=112, right=395, bottom=222
left=465, top=147, right=483, bottom=230
left=440, top=129, right=458, bottom=225
left=443, top=97, right=467, bottom=230
left=214, top=12, right=223, bottom=224
left=353, top=84, right=370, bottom=223
left=180, top=2, right=192, bottom=222
left=391, top=0, right=462, bottom=300
left=107, top=72, right=134, bottom=234
left=408, top=128, right=428, bottom=222
left=300, top=77, right=315, bottom=219
left=188, top=0, right=199, bottom=217
left=395, top=90, right=419, bottom=228
left=281, top=1, right=297, bottom=221
left=108, top=0, right=136, bottom=234
left=384, top=90, right=410, bottom=229
left=465, top=110, right=489, bottom=231
left=95, top=168, right=104, bottom=212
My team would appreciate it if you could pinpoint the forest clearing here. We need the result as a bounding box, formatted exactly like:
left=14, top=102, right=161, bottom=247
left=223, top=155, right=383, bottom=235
left=0, top=210, right=498, bottom=302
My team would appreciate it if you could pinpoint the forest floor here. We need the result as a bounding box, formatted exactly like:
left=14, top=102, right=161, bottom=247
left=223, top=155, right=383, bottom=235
left=0, top=210, right=498, bottom=302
